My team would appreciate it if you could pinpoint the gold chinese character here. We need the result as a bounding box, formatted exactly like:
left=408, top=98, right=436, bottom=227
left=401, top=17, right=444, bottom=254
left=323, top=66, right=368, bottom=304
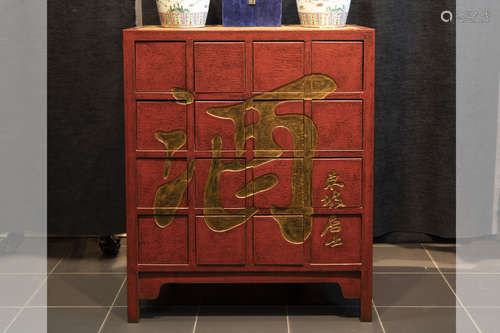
left=320, top=215, right=343, bottom=247
left=325, top=234, right=343, bottom=247
left=153, top=74, right=339, bottom=245
left=203, top=74, right=336, bottom=243
left=321, top=169, right=346, bottom=209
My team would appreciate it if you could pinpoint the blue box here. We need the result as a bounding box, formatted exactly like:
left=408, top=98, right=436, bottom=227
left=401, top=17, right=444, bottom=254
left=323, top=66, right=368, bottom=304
left=222, top=0, right=282, bottom=27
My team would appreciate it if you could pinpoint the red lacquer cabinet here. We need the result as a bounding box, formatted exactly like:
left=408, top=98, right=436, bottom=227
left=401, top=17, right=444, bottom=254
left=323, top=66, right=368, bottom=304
left=123, top=25, right=375, bottom=322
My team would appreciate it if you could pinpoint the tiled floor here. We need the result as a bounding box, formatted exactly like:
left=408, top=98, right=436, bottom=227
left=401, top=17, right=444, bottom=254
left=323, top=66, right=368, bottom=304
left=0, top=238, right=497, bottom=332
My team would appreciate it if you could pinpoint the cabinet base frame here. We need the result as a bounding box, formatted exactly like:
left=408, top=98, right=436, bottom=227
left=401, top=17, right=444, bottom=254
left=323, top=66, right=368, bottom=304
left=127, top=271, right=372, bottom=322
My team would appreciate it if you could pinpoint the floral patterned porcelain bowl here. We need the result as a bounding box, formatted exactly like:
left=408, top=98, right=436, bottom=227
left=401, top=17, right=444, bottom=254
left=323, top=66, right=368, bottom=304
left=296, top=0, right=351, bottom=27
left=156, top=0, right=210, bottom=27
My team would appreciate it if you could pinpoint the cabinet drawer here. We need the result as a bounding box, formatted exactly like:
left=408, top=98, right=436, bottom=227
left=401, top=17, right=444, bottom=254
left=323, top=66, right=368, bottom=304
left=195, top=42, right=246, bottom=93
left=310, top=215, right=362, bottom=264
left=196, top=216, right=246, bottom=265
left=195, top=101, right=248, bottom=155
left=194, top=158, right=248, bottom=210
left=312, top=159, right=363, bottom=209
left=138, top=216, right=189, bottom=265
left=253, top=42, right=305, bottom=92
left=312, top=42, right=364, bottom=93
left=137, top=102, right=188, bottom=151
left=135, top=42, right=186, bottom=92
left=312, top=100, right=363, bottom=151
left=253, top=216, right=304, bottom=265
left=136, top=159, right=189, bottom=209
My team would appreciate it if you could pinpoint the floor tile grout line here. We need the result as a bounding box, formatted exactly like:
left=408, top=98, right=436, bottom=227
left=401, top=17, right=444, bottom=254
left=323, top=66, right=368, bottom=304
left=421, top=243, right=483, bottom=333
left=192, top=306, right=200, bottom=333
left=1, top=257, right=62, bottom=333
left=97, top=275, right=127, bottom=333
left=286, top=305, right=290, bottom=333
left=49, top=257, right=64, bottom=275
left=372, top=300, right=386, bottom=333
left=48, top=249, right=69, bottom=276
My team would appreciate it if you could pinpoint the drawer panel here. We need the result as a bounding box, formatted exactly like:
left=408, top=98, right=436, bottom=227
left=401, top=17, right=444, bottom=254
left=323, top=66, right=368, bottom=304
left=253, top=42, right=305, bottom=92
left=137, top=102, right=188, bottom=151
left=253, top=216, right=304, bottom=265
left=312, top=159, right=362, bottom=209
left=195, top=42, right=246, bottom=93
left=196, top=216, right=246, bottom=265
left=310, top=215, right=361, bottom=264
left=312, top=100, right=363, bottom=151
left=138, top=216, right=188, bottom=265
left=253, top=100, right=305, bottom=155
left=136, top=42, right=186, bottom=92
left=136, top=159, right=189, bottom=209
left=195, top=101, right=248, bottom=155
left=194, top=158, right=247, bottom=210
left=252, top=158, right=303, bottom=209
left=312, top=42, right=364, bottom=92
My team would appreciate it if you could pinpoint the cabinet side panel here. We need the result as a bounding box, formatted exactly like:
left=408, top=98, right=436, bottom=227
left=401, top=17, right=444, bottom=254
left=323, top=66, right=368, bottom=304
left=360, top=30, right=375, bottom=322
left=123, top=32, right=139, bottom=323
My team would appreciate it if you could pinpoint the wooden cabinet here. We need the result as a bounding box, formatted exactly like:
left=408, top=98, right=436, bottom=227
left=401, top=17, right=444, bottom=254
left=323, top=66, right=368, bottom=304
left=123, top=25, right=375, bottom=323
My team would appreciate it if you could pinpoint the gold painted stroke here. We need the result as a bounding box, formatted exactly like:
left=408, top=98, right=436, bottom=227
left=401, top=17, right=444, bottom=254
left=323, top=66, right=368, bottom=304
left=203, top=135, right=258, bottom=232
left=153, top=129, right=195, bottom=228
left=235, top=173, right=279, bottom=199
left=171, top=87, right=194, bottom=105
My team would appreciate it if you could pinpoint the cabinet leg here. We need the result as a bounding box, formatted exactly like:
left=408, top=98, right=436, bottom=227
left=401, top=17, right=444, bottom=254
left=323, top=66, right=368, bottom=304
left=360, top=296, right=372, bottom=322
left=127, top=276, right=140, bottom=323
left=360, top=271, right=372, bottom=322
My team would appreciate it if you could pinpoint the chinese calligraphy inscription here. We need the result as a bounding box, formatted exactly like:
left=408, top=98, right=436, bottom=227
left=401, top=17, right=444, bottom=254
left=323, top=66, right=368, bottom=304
left=321, top=169, right=346, bottom=209
left=153, top=73, right=349, bottom=246
left=320, top=215, right=343, bottom=247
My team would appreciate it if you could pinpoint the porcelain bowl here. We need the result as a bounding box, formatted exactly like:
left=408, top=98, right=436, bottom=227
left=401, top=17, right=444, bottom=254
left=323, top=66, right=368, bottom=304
left=156, top=0, right=210, bottom=27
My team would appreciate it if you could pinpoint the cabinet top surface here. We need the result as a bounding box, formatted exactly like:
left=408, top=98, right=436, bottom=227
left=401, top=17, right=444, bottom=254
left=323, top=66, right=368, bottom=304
left=124, top=24, right=374, bottom=33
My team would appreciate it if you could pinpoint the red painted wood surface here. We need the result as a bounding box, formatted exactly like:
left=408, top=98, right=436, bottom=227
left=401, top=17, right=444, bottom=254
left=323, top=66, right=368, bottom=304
left=195, top=42, right=246, bottom=92
left=135, top=42, right=186, bottom=92
left=253, top=216, right=304, bottom=265
left=253, top=42, right=305, bottom=92
left=312, top=100, right=363, bottom=151
left=312, top=158, right=363, bottom=208
left=137, top=102, right=187, bottom=151
left=253, top=159, right=296, bottom=208
left=139, top=216, right=189, bottom=264
left=136, top=159, right=188, bottom=208
left=124, top=25, right=375, bottom=323
left=196, top=216, right=247, bottom=265
left=195, top=101, right=246, bottom=153
left=310, top=215, right=362, bottom=263
left=312, top=42, right=364, bottom=93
